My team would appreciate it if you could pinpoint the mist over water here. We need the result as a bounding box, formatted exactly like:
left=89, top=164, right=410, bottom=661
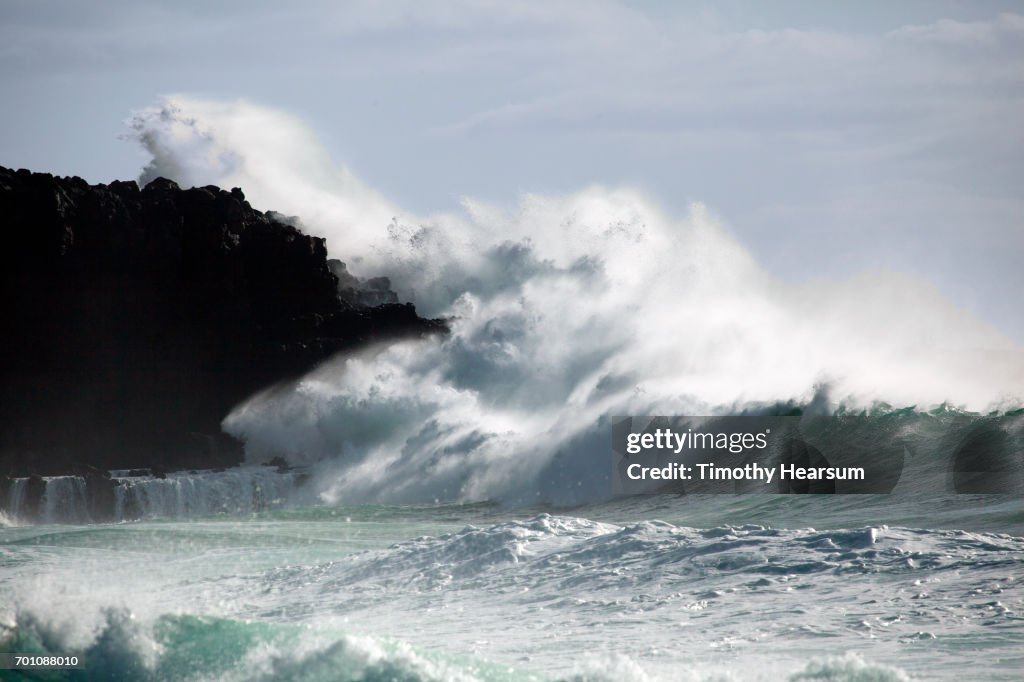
left=128, top=96, right=1023, bottom=507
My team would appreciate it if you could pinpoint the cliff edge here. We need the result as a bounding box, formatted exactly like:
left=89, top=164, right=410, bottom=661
left=0, top=166, right=445, bottom=475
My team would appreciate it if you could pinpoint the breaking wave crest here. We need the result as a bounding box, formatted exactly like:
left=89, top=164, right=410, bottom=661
left=0, top=608, right=921, bottom=681
left=125, top=97, right=1024, bottom=508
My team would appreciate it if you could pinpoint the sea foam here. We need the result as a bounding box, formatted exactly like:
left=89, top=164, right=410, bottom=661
left=124, top=97, right=1024, bottom=508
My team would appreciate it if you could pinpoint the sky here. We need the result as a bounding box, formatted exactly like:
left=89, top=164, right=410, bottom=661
left=1, top=0, right=1022, bottom=339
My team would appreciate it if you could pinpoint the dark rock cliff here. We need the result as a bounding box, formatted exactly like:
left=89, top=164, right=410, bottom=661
left=0, top=166, right=446, bottom=476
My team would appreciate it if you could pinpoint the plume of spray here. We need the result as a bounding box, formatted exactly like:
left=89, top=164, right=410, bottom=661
left=127, top=97, right=399, bottom=272
left=126, top=95, right=1024, bottom=506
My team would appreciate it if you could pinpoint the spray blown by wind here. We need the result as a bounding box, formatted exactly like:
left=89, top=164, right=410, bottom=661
left=127, top=95, right=1023, bottom=506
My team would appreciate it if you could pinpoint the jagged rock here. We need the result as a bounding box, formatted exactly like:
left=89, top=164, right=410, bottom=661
left=84, top=471, right=118, bottom=522
left=328, top=259, right=362, bottom=308
left=0, top=166, right=447, bottom=475
left=359, top=276, right=400, bottom=307
left=328, top=259, right=401, bottom=308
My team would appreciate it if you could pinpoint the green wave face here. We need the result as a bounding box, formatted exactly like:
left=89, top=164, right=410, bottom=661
left=1, top=612, right=535, bottom=682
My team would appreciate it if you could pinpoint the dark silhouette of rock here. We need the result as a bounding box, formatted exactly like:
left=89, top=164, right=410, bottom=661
left=328, top=259, right=401, bottom=308
left=0, top=476, right=10, bottom=514
left=0, top=166, right=447, bottom=476
left=22, top=475, right=46, bottom=522
left=83, top=471, right=118, bottom=521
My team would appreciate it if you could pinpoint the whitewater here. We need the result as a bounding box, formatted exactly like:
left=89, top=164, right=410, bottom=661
left=2, top=492, right=1023, bottom=680
left=2, top=97, right=1023, bottom=680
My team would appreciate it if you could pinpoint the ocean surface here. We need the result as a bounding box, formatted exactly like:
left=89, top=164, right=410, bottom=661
left=2, top=479, right=1022, bottom=681
left=4, top=98, right=1024, bottom=679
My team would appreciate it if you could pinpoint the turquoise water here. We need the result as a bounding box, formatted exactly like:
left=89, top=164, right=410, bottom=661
left=2, top=495, right=1022, bottom=681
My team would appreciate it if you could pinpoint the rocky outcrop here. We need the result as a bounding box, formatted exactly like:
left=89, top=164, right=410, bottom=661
left=0, top=166, right=446, bottom=476
left=328, top=259, right=401, bottom=308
